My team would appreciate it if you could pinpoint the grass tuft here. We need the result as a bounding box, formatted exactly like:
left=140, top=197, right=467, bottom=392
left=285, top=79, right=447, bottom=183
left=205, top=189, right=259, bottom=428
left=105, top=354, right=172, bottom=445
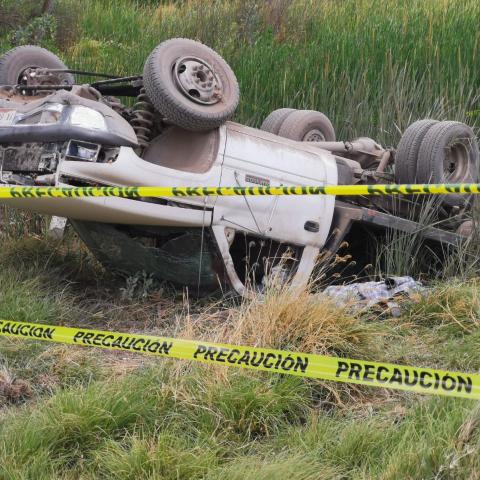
left=405, top=279, right=480, bottom=334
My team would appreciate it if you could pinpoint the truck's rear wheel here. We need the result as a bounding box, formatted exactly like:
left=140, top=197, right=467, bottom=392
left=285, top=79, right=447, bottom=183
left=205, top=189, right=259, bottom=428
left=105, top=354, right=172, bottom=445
left=143, top=38, right=239, bottom=131
left=417, top=121, right=479, bottom=207
left=260, top=108, right=295, bottom=134
left=277, top=110, right=336, bottom=142
left=0, top=45, right=74, bottom=86
left=395, top=119, right=438, bottom=184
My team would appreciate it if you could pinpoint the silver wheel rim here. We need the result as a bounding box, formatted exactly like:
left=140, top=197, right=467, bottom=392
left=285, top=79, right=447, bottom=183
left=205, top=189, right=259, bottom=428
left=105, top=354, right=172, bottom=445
left=443, top=141, right=470, bottom=182
left=303, top=128, right=326, bottom=142
left=173, top=56, right=223, bottom=105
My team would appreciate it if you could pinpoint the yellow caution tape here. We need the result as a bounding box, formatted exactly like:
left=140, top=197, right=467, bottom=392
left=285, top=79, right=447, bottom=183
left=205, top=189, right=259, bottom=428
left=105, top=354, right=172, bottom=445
left=0, top=319, right=478, bottom=400
left=0, top=183, right=479, bottom=199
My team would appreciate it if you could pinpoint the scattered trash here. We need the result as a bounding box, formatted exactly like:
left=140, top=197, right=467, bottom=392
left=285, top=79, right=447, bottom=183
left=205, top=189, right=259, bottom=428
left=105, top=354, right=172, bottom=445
left=323, top=276, right=424, bottom=316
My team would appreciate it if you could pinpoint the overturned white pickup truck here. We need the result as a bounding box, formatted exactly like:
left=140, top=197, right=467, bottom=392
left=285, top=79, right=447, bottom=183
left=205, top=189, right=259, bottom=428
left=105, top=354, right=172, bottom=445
left=0, top=39, right=477, bottom=295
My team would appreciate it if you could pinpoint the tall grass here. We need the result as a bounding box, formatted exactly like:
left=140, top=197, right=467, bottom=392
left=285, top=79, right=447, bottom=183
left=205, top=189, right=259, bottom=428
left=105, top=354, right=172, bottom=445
left=60, top=0, right=480, bottom=146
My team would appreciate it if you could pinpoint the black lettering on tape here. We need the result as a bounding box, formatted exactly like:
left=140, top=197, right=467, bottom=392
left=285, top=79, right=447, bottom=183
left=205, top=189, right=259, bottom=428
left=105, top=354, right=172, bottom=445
left=83, top=332, right=95, bottom=344
left=0, top=320, right=478, bottom=400
left=216, top=347, right=228, bottom=363
left=227, top=349, right=240, bottom=363
left=124, top=337, right=136, bottom=350
left=172, top=187, right=186, bottom=197
left=420, top=372, right=433, bottom=388
left=457, top=375, right=473, bottom=394
left=202, top=187, right=216, bottom=196
left=281, top=355, right=295, bottom=371
left=386, top=185, right=402, bottom=195
left=132, top=339, right=145, bottom=351
left=20, top=325, right=30, bottom=336
left=294, top=356, right=309, bottom=374
left=237, top=351, right=251, bottom=366
left=102, top=334, right=115, bottom=347
left=367, top=185, right=382, bottom=195
left=406, top=185, right=424, bottom=194
left=111, top=336, right=123, bottom=348
left=442, top=375, right=456, bottom=392
left=263, top=353, right=276, bottom=369
left=335, top=361, right=349, bottom=377
left=362, top=364, right=375, bottom=382
left=404, top=369, right=419, bottom=387
left=43, top=327, right=55, bottom=340
left=193, top=345, right=207, bottom=358
left=147, top=341, right=160, bottom=353
left=22, top=188, right=35, bottom=198
left=32, top=327, right=43, bottom=339
left=8, top=323, right=19, bottom=335
left=376, top=366, right=389, bottom=383
left=159, top=341, right=172, bottom=355
left=186, top=187, right=201, bottom=196
left=274, top=354, right=283, bottom=370
left=250, top=352, right=264, bottom=367
left=10, top=189, right=22, bottom=198
left=348, top=362, right=362, bottom=380
left=205, top=346, right=217, bottom=361
left=73, top=331, right=85, bottom=343
left=389, top=368, right=403, bottom=385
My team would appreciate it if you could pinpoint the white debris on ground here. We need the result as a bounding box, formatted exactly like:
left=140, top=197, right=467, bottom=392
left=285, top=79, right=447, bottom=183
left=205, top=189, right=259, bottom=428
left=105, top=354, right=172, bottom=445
left=47, top=216, right=68, bottom=240
left=323, top=276, right=424, bottom=317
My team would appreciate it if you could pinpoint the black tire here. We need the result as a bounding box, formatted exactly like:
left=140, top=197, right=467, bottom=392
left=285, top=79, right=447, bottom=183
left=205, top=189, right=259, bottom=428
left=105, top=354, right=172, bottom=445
left=417, top=121, right=479, bottom=207
left=143, top=38, right=239, bottom=132
left=260, top=108, right=295, bottom=134
left=277, top=110, right=336, bottom=142
left=0, top=45, right=74, bottom=86
left=395, top=119, right=438, bottom=183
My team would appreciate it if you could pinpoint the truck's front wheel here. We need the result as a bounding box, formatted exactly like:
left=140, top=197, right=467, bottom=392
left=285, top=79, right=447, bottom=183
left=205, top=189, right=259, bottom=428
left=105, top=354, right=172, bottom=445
left=0, top=45, right=74, bottom=86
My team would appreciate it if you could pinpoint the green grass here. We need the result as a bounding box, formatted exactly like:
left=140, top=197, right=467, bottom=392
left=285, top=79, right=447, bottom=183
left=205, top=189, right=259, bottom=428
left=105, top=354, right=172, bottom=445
left=0, top=363, right=479, bottom=479
left=0, top=234, right=477, bottom=478
left=58, top=0, right=480, bottom=146
left=0, top=1, right=479, bottom=478
left=4, top=0, right=478, bottom=144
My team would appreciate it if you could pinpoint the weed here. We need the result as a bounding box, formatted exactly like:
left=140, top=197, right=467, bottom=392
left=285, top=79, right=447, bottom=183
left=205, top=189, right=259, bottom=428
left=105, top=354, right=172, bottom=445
left=404, top=279, right=480, bottom=334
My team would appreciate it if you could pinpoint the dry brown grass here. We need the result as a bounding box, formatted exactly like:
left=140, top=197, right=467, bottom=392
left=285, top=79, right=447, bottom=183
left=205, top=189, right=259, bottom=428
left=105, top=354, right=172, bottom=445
left=0, top=367, right=32, bottom=405
left=178, top=283, right=377, bottom=359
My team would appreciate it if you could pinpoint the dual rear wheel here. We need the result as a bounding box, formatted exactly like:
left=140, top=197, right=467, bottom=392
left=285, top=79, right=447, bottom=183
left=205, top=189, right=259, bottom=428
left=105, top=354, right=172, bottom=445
left=260, top=108, right=336, bottom=142
left=395, top=120, right=479, bottom=208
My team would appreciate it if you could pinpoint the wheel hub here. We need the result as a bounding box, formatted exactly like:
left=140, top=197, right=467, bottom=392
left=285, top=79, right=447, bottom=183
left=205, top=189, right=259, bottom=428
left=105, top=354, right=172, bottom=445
left=303, top=129, right=326, bottom=142
left=18, top=67, right=68, bottom=88
left=444, top=142, right=469, bottom=181
left=173, top=56, right=223, bottom=105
